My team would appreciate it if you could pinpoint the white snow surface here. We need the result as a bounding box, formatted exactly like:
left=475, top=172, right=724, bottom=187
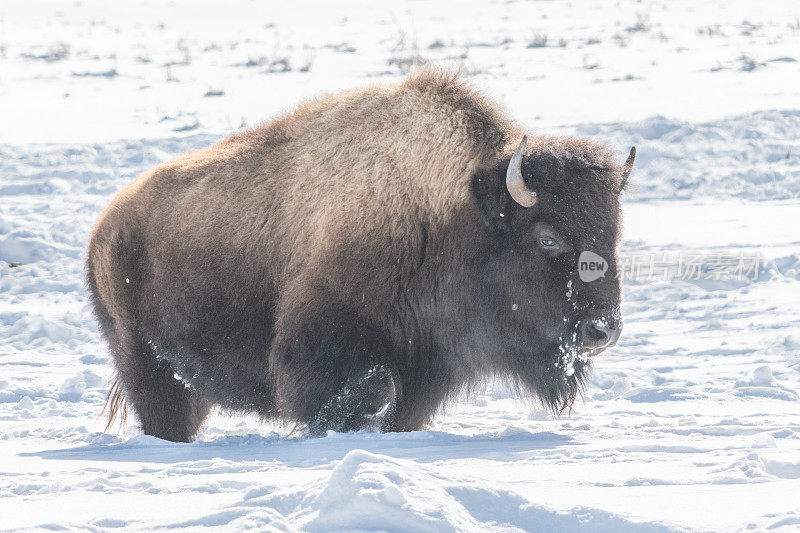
left=1, top=0, right=800, bottom=531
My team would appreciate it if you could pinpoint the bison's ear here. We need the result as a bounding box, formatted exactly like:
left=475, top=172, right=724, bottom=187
left=471, top=165, right=514, bottom=232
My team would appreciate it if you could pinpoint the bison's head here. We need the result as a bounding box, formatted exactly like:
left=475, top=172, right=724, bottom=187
left=469, top=135, right=634, bottom=412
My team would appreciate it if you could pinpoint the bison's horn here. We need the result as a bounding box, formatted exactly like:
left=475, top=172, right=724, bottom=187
left=621, top=146, right=636, bottom=181
left=506, top=135, right=536, bottom=207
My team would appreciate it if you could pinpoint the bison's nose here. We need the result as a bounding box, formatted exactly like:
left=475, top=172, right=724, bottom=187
left=578, top=310, right=622, bottom=351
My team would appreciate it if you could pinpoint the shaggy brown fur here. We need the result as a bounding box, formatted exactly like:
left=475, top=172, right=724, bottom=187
left=87, top=69, right=630, bottom=442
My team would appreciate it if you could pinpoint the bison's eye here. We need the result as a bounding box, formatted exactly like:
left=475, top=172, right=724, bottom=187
left=539, top=237, right=558, bottom=249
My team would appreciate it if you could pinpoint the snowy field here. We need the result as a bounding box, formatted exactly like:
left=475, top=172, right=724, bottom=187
left=1, top=0, right=800, bottom=531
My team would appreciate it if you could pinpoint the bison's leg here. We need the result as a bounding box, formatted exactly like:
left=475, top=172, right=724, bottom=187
left=113, top=336, right=212, bottom=442
left=308, top=365, right=398, bottom=435
left=269, top=293, right=399, bottom=434
left=383, top=371, right=453, bottom=432
left=88, top=242, right=211, bottom=442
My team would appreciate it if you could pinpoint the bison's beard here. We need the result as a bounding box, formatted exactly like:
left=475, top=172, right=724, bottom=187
left=509, top=338, right=593, bottom=416
left=553, top=341, right=594, bottom=414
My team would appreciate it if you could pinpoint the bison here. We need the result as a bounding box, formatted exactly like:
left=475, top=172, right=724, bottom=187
left=87, top=70, right=634, bottom=442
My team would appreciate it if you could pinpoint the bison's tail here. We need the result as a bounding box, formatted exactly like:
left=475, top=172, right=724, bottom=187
left=103, top=379, right=129, bottom=433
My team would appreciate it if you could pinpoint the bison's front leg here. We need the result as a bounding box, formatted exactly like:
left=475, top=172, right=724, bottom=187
left=268, top=292, right=399, bottom=435
left=309, top=365, right=397, bottom=435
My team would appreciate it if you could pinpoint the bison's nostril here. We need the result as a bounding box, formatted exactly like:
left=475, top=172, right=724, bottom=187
left=579, top=316, right=622, bottom=350
left=587, top=322, right=610, bottom=342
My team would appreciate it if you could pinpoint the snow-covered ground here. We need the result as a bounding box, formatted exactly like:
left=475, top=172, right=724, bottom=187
left=1, top=0, right=800, bottom=531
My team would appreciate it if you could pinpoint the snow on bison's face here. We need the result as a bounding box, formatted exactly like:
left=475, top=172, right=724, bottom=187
left=470, top=136, right=633, bottom=411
